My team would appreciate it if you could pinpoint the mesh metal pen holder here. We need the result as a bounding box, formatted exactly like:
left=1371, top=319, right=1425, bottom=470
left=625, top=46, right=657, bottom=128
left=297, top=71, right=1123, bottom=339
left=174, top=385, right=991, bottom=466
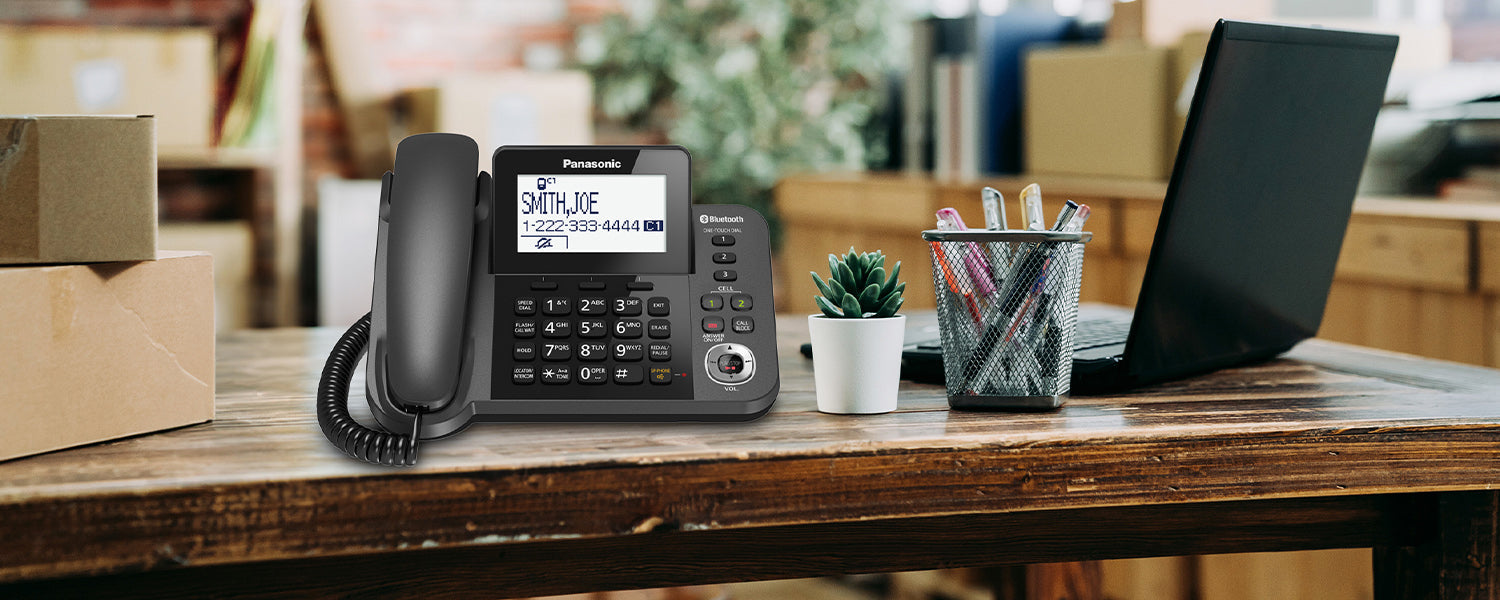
left=923, top=229, right=1091, bottom=411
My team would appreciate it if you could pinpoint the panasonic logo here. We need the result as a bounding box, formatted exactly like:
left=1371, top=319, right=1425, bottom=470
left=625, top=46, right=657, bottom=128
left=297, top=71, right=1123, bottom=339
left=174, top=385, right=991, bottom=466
left=563, top=158, right=622, bottom=169
left=702, top=215, right=744, bottom=224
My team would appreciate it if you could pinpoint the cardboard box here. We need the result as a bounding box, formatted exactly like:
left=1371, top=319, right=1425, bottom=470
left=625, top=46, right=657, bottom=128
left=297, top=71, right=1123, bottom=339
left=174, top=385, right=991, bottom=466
left=0, top=115, right=157, bottom=264
left=402, top=71, right=593, bottom=172
left=0, top=251, right=214, bottom=462
left=1107, top=0, right=1273, bottom=46
left=0, top=26, right=215, bottom=148
left=1024, top=44, right=1174, bottom=180
left=159, top=221, right=254, bottom=331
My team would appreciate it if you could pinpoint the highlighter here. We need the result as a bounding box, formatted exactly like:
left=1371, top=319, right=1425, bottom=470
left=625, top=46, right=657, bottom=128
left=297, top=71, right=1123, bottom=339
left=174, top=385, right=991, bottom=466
left=936, top=208, right=999, bottom=299
left=1019, top=183, right=1045, bottom=231
left=981, top=187, right=1006, bottom=230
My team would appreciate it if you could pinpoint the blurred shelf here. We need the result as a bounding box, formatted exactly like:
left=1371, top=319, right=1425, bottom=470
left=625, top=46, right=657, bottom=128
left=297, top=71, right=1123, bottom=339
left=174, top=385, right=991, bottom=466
left=157, top=146, right=277, bottom=170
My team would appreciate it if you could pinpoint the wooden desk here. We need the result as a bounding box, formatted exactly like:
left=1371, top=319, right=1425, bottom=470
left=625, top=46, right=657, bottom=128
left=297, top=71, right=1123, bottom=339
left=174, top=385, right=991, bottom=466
left=3, top=316, right=1500, bottom=599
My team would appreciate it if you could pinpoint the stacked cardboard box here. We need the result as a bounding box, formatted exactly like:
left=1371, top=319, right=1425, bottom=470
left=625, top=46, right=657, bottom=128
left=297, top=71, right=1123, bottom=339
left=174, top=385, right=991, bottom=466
left=0, top=115, right=214, bottom=462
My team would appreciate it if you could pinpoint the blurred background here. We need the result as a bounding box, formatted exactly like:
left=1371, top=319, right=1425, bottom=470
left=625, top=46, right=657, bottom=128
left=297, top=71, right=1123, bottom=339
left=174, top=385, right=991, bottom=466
left=2, top=0, right=1497, bottom=597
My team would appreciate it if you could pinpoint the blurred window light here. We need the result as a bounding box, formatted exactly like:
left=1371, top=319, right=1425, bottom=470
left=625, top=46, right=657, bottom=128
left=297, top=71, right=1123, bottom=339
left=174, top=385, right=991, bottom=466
left=979, top=0, right=1010, bottom=16
left=933, top=0, right=972, bottom=18
left=1053, top=0, right=1084, bottom=17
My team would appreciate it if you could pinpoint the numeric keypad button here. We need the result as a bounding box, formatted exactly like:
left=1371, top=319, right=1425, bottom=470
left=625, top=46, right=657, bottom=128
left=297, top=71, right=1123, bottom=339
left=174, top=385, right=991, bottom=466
left=612, top=365, right=644, bottom=385
left=539, top=366, right=570, bottom=385
left=541, top=319, right=571, bottom=338
left=649, top=342, right=672, bottom=362
left=614, top=342, right=644, bottom=361
left=730, top=294, right=753, bottom=311
left=577, top=365, right=608, bottom=385
left=614, top=319, right=643, bottom=338
left=542, top=297, right=571, bottom=315
left=578, top=318, right=607, bottom=338
left=577, top=342, right=608, bottom=362
left=701, top=294, right=723, bottom=311
left=578, top=297, right=607, bottom=316
left=540, top=342, right=572, bottom=361
left=513, top=319, right=537, bottom=338
left=613, top=297, right=643, bottom=316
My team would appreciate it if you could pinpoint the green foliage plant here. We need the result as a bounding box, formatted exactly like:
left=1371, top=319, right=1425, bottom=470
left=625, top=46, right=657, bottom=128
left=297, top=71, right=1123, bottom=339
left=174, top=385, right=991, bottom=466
left=811, top=247, right=904, bottom=318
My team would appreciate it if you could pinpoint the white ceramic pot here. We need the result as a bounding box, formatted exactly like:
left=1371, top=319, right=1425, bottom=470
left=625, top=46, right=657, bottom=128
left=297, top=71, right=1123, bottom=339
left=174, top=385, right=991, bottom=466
left=807, top=314, right=907, bottom=414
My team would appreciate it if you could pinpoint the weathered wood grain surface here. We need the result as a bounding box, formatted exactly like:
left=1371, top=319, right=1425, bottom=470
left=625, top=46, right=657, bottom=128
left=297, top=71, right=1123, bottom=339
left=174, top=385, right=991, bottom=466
left=3, top=312, right=1500, bottom=595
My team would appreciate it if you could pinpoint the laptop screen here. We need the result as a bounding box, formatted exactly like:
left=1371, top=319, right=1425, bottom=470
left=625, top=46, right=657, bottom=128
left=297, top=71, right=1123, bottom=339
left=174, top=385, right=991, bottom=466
left=1124, top=21, right=1397, bottom=380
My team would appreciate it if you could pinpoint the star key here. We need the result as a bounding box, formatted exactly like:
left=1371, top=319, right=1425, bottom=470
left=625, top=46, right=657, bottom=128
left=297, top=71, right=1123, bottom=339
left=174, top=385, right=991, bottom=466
left=540, top=367, right=570, bottom=385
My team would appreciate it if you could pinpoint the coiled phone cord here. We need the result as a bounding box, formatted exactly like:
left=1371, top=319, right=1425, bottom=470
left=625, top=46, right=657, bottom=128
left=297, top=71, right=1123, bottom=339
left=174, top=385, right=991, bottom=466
left=317, top=313, right=423, bottom=466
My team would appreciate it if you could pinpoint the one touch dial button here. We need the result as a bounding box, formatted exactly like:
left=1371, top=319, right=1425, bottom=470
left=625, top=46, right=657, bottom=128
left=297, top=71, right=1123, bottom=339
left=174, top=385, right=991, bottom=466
left=704, top=343, right=755, bottom=385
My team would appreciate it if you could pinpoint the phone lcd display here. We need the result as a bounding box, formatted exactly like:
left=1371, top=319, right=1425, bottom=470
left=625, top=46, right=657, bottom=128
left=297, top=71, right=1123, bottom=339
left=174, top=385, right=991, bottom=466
left=515, top=174, right=667, bottom=253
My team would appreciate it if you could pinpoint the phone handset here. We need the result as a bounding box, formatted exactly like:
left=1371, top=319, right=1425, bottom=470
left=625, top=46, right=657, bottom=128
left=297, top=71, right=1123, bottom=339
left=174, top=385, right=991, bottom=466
left=383, top=133, right=479, bottom=412
left=318, top=133, right=482, bottom=466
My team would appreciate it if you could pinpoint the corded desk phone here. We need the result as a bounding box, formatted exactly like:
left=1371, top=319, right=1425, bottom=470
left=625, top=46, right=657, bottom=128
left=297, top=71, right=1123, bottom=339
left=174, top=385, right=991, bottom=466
left=319, top=134, right=778, bottom=466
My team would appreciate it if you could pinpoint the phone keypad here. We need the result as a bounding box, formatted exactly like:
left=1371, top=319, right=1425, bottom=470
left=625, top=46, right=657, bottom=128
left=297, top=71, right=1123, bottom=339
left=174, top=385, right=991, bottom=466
left=504, top=280, right=686, bottom=392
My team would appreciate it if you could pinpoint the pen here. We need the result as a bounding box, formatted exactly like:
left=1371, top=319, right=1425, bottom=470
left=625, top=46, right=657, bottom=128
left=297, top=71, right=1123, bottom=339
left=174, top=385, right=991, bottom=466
left=1020, top=183, right=1045, bottom=231
left=930, top=242, right=983, bottom=326
left=981, top=187, right=1007, bottom=230
left=1061, top=203, right=1092, bottom=232
left=1051, top=200, right=1079, bottom=231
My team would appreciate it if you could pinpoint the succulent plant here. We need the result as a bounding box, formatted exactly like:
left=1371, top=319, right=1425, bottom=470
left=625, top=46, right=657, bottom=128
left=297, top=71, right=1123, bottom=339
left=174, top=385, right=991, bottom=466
left=811, top=248, right=904, bottom=319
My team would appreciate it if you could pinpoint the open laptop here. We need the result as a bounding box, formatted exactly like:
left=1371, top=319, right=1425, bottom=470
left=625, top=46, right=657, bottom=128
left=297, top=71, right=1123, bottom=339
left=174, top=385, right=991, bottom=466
left=902, top=20, right=1399, bottom=394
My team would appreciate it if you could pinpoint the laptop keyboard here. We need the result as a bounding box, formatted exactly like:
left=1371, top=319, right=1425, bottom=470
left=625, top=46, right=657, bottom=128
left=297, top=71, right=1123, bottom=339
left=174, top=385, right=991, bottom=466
left=1071, top=318, right=1131, bottom=351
